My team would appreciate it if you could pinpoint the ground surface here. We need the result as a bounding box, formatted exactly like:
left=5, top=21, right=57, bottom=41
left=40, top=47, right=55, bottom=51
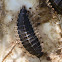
left=0, top=0, right=62, bottom=62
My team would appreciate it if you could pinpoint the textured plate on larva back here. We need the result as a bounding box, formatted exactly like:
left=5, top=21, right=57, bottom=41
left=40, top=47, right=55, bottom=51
left=49, top=0, right=62, bottom=14
left=17, top=6, right=43, bottom=58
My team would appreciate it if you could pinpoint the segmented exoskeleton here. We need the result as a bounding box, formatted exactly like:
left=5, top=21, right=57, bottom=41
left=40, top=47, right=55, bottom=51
left=49, top=0, right=62, bottom=14
left=17, top=6, right=43, bottom=58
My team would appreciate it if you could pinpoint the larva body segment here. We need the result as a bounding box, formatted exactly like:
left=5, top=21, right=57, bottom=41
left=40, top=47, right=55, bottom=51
left=17, top=7, right=43, bottom=58
left=49, top=0, right=62, bottom=14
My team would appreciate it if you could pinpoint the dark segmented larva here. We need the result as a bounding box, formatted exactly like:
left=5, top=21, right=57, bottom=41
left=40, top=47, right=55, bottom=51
left=49, top=0, right=62, bottom=14
left=17, top=6, right=43, bottom=58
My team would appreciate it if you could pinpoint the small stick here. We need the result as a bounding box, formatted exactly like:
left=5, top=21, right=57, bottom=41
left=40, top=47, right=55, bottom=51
left=2, top=44, right=16, bottom=62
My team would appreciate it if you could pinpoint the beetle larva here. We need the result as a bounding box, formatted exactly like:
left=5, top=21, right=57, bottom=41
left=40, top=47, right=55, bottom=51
left=49, top=0, right=62, bottom=14
left=17, top=6, right=43, bottom=58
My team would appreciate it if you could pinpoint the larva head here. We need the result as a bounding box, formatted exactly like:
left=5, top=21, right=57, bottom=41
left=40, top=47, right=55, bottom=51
left=49, top=0, right=62, bottom=14
left=20, top=6, right=27, bottom=16
left=17, top=6, right=28, bottom=24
